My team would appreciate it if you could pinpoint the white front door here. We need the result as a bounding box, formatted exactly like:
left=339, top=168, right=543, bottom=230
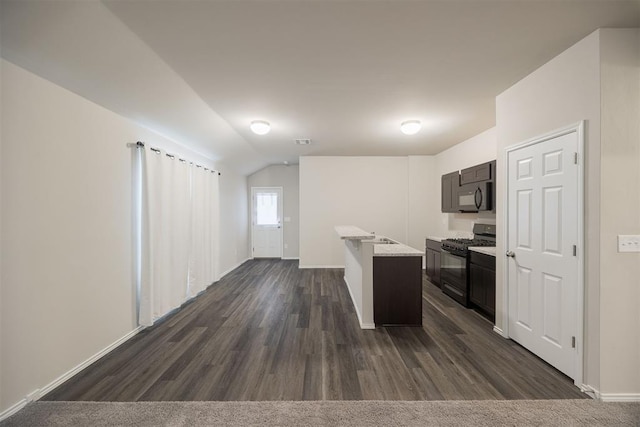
left=506, top=129, right=580, bottom=380
left=251, top=187, right=283, bottom=258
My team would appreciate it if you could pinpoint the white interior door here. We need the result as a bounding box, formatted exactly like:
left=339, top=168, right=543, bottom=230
left=506, top=130, right=580, bottom=380
left=252, top=187, right=283, bottom=258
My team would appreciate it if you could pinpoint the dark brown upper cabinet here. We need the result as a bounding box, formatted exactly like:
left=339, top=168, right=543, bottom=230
left=442, top=160, right=496, bottom=214
left=441, top=171, right=460, bottom=213
left=460, top=161, right=493, bottom=185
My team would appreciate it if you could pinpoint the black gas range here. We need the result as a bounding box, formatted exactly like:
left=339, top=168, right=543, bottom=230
left=440, top=223, right=496, bottom=307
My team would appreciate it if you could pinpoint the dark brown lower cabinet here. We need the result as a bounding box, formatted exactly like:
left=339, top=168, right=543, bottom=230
left=425, top=239, right=441, bottom=287
left=469, top=251, right=496, bottom=321
left=373, top=256, right=422, bottom=326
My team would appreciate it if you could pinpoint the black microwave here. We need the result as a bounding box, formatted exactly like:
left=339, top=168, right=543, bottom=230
left=457, top=181, right=492, bottom=212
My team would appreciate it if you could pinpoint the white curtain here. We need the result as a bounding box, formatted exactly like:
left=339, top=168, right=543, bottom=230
left=188, top=165, right=219, bottom=297
left=188, top=165, right=206, bottom=297
left=211, top=172, right=220, bottom=282
left=137, top=146, right=219, bottom=327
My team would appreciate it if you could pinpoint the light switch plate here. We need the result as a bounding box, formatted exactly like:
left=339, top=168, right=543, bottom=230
left=618, top=235, right=640, bottom=253
left=284, top=217, right=291, bottom=222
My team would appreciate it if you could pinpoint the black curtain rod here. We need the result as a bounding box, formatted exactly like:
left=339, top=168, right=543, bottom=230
left=131, top=141, right=221, bottom=175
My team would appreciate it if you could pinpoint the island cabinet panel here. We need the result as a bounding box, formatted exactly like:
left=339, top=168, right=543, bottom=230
left=373, top=256, right=422, bottom=326
left=441, top=171, right=460, bottom=213
left=425, top=239, right=442, bottom=287
left=469, top=251, right=496, bottom=321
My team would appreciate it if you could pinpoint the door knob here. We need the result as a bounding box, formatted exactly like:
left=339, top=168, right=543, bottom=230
left=506, top=251, right=516, bottom=258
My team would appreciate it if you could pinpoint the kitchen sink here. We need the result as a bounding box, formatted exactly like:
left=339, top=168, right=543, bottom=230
left=370, top=237, right=397, bottom=244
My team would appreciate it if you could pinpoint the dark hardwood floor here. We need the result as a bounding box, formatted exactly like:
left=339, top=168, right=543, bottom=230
left=43, top=259, right=586, bottom=401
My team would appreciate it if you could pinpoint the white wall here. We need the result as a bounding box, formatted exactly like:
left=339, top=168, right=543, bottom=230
left=299, top=150, right=496, bottom=269
left=218, top=163, right=250, bottom=276
left=598, top=28, right=640, bottom=396
left=344, top=239, right=366, bottom=324
left=0, top=28, right=4, bottom=411
left=299, top=157, right=413, bottom=267
left=496, top=30, right=601, bottom=392
left=248, top=165, right=299, bottom=259
left=496, top=29, right=640, bottom=397
left=0, top=60, right=250, bottom=414
left=408, top=156, right=436, bottom=266
left=429, top=127, right=498, bottom=238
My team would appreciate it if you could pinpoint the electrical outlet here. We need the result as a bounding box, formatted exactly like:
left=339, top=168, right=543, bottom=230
left=284, top=243, right=288, bottom=249
left=618, top=235, right=640, bottom=253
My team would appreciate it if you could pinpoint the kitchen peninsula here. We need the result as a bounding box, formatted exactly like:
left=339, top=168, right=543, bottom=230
left=335, top=226, right=424, bottom=329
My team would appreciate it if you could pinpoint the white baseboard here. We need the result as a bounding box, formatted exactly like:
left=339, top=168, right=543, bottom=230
left=0, top=398, right=29, bottom=423
left=578, top=384, right=640, bottom=402
left=599, top=393, right=640, bottom=402
left=343, top=276, right=375, bottom=330
left=218, top=258, right=250, bottom=279
left=282, top=257, right=299, bottom=260
left=580, top=384, right=599, bottom=399
left=0, top=325, right=144, bottom=422
left=25, top=389, right=40, bottom=402
left=298, top=264, right=344, bottom=269
left=493, top=325, right=506, bottom=337
left=40, top=326, right=144, bottom=397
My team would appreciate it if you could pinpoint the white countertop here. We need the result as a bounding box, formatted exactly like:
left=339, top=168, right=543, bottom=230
left=336, top=226, right=423, bottom=256
left=374, top=242, right=424, bottom=257
left=335, top=225, right=375, bottom=240
left=469, top=246, right=496, bottom=257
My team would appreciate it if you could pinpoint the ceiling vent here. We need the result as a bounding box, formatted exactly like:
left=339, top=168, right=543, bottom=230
left=295, top=139, right=312, bottom=145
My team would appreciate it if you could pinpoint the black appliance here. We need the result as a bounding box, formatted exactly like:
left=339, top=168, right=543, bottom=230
left=440, top=223, right=496, bottom=307
left=457, top=181, right=492, bottom=212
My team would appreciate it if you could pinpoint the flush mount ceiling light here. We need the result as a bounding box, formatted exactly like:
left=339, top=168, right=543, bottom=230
left=250, top=120, right=271, bottom=135
left=400, top=120, right=421, bottom=135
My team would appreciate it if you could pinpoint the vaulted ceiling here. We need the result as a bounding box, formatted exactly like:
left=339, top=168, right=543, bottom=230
left=2, top=1, right=639, bottom=174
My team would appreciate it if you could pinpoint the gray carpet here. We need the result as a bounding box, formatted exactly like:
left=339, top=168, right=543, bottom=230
left=2, top=400, right=639, bottom=426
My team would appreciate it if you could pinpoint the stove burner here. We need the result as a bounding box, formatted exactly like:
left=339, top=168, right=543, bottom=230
left=469, top=239, right=495, bottom=247
left=447, top=238, right=474, bottom=244
left=442, top=238, right=495, bottom=248
left=441, top=224, right=496, bottom=257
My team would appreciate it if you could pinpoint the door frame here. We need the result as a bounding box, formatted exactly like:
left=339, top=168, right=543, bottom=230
left=250, top=186, right=284, bottom=259
left=502, top=121, right=585, bottom=387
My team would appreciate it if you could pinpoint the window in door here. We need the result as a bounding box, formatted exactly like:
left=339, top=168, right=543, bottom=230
left=256, top=192, right=279, bottom=225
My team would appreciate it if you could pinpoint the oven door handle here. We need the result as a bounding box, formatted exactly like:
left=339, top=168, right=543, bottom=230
left=474, top=187, right=483, bottom=209
left=441, top=247, right=465, bottom=258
